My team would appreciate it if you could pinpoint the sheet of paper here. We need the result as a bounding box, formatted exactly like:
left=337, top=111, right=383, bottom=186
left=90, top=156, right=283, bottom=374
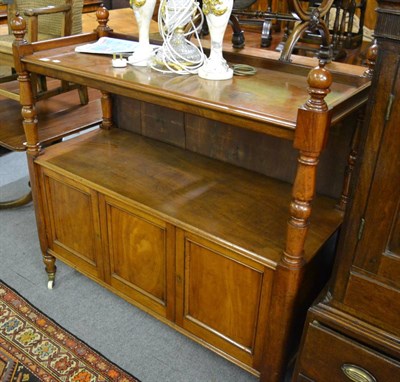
left=75, top=37, right=141, bottom=54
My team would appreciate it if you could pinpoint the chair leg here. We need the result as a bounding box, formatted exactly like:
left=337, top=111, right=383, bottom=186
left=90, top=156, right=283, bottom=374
left=30, top=73, right=38, bottom=99
left=60, top=80, right=88, bottom=105
left=0, top=191, right=32, bottom=209
left=31, top=73, right=47, bottom=96
left=37, top=75, right=48, bottom=92
left=78, top=85, right=89, bottom=105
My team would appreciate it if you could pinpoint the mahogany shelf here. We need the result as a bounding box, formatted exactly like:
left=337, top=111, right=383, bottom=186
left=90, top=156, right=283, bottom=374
left=36, top=127, right=343, bottom=266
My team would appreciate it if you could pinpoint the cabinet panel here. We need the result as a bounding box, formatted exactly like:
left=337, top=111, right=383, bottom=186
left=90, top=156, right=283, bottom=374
left=176, top=231, right=272, bottom=367
left=297, top=321, right=400, bottom=381
left=41, top=168, right=103, bottom=279
left=379, top=252, right=400, bottom=287
left=102, top=196, right=174, bottom=318
left=141, top=103, right=185, bottom=148
left=353, top=60, right=400, bottom=274
left=344, top=272, right=400, bottom=334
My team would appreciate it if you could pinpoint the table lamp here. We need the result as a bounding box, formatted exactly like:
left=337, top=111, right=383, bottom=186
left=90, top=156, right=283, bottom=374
left=151, top=0, right=204, bottom=74
left=129, top=0, right=157, bottom=66
left=198, top=0, right=233, bottom=80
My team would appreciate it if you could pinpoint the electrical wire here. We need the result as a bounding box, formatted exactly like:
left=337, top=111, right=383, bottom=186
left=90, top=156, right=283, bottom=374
left=151, top=0, right=205, bottom=75
left=232, top=64, right=257, bottom=76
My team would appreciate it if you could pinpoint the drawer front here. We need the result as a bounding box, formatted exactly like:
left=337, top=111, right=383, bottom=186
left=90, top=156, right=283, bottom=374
left=296, top=321, right=400, bottom=381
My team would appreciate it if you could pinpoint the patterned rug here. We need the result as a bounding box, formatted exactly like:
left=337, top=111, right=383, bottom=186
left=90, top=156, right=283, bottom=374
left=0, top=281, right=140, bottom=381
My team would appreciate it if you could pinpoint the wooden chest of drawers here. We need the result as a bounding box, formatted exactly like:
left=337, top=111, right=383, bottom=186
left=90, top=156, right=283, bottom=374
left=293, top=0, right=400, bottom=380
left=296, top=308, right=400, bottom=381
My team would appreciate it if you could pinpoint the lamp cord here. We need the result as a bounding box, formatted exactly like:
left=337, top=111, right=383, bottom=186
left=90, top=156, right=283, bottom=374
left=232, top=64, right=257, bottom=76
left=151, top=0, right=205, bottom=75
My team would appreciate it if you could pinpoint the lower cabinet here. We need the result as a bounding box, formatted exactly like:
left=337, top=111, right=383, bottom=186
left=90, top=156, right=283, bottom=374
left=39, top=166, right=271, bottom=372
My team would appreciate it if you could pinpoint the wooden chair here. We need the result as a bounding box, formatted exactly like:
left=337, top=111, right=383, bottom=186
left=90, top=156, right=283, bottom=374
left=0, top=0, right=88, bottom=103
left=0, top=9, right=102, bottom=209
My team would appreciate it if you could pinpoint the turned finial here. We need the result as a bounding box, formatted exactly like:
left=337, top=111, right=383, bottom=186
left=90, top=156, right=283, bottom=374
left=305, top=60, right=332, bottom=112
left=363, top=40, right=378, bottom=78
left=95, top=5, right=112, bottom=36
left=10, top=12, right=27, bottom=43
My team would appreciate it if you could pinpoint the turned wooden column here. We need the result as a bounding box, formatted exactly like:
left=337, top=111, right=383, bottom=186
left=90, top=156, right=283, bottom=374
left=95, top=5, right=113, bottom=36
left=284, top=61, right=333, bottom=268
left=100, top=90, right=114, bottom=130
left=337, top=42, right=377, bottom=211
left=337, top=108, right=363, bottom=211
left=94, top=6, right=114, bottom=131
left=11, top=14, right=57, bottom=285
left=261, top=61, right=333, bottom=382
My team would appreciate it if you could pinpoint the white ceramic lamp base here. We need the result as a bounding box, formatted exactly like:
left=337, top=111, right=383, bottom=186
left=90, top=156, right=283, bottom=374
left=198, top=57, right=233, bottom=80
left=199, top=0, right=233, bottom=81
left=128, top=45, right=154, bottom=66
left=129, top=0, right=156, bottom=67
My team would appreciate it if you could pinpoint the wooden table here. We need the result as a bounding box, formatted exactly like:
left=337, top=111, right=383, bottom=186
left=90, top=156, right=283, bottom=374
left=12, top=9, right=371, bottom=382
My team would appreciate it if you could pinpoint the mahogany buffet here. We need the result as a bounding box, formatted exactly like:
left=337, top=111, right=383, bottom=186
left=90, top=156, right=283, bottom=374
left=11, top=7, right=371, bottom=382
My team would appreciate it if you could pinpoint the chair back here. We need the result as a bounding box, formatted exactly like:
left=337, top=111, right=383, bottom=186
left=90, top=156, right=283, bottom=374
left=8, top=0, right=83, bottom=38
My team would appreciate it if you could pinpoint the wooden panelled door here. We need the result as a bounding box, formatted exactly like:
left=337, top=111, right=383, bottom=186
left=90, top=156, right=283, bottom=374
left=332, top=30, right=400, bottom=335
left=342, top=61, right=400, bottom=331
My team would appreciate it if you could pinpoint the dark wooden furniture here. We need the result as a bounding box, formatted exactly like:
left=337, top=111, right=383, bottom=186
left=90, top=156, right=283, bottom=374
left=292, top=0, right=400, bottom=380
left=11, top=8, right=371, bottom=382
left=231, top=0, right=367, bottom=61
left=231, top=0, right=334, bottom=58
left=101, top=0, right=129, bottom=10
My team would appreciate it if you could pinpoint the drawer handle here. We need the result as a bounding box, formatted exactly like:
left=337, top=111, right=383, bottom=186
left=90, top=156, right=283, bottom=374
left=341, top=364, right=377, bottom=382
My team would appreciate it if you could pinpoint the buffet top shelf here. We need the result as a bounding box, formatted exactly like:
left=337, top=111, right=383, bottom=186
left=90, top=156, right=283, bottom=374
left=19, top=33, right=370, bottom=140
